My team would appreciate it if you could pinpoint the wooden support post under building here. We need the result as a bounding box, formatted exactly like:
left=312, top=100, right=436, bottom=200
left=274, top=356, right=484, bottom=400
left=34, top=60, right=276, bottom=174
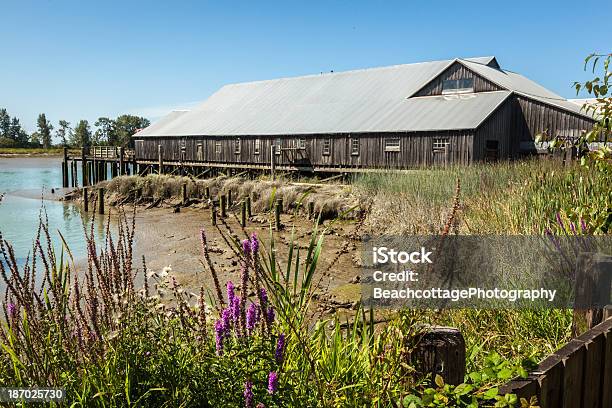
left=62, top=147, right=69, bottom=188
left=158, top=145, right=163, bottom=175
left=220, top=195, right=227, bottom=218
left=182, top=183, right=188, bottom=205
left=71, top=161, right=76, bottom=187
left=118, top=147, right=124, bottom=176
left=227, top=190, right=232, bottom=207
left=83, top=187, right=88, bottom=212
left=275, top=199, right=282, bottom=230
left=246, top=195, right=252, bottom=217
left=111, top=159, right=117, bottom=179
left=205, top=186, right=210, bottom=199
left=241, top=200, right=247, bottom=227
left=81, top=147, right=88, bottom=187
left=97, top=187, right=104, bottom=215
left=211, top=203, right=217, bottom=226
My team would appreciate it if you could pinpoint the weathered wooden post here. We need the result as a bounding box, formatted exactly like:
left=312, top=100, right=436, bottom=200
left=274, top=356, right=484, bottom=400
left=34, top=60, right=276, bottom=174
left=71, top=161, right=77, bottom=187
left=97, top=187, right=104, bottom=215
left=246, top=195, right=252, bottom=217
left=118, top=147, right=124, bottom=176
left=211, top=203, right=217, bottom=226
left=270, top=144, right=276, bottom=180
left=62, top=147, right=69, bottom=188
left=412, top=326, right=466, bottom=386
left=81, top=147, right=88, bottom=187
left=182, top=183, right=188, bottom=205
left=308, top=201, right=315, bottom=219
left=275, top=199, right=282, bottom=230
left=241, top=200, right=247, bottom=227
left=158, top=144, right=163, bottom=175
left=220, top=194, right=227, bottom=218
left=205, top=186, right=210, bottom=199
left=83, top=187, right=88, bottom=211
left=573, top=253, right=612, bottom=334
left=227, top=190, right=232, bottom=207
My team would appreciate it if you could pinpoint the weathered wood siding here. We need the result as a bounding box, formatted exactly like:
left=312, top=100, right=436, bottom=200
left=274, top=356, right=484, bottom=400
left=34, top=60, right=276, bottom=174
left=414, top=62, right=502, bottom=97
left=135, top=131, right=474, bottom=170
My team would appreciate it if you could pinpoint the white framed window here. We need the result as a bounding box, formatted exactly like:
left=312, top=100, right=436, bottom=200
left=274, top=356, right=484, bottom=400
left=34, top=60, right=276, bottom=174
left=275, top=138, right=282, bottom=155
left=298, top=138, right=306, bottom=149
left=442, top=78, right=474, bottom=94
left=254, top=139, right=261, bottom=154
left=322, top=138, right=331, bottom=155
left=432, top=138, right=450, bottom=152
left=215, top=140, right=221, bottom=154
left=351, top=137, right=359, bottom=155
left=384, top=137, right=400, bottom=152
left=234, top=138, right=241, bottom=154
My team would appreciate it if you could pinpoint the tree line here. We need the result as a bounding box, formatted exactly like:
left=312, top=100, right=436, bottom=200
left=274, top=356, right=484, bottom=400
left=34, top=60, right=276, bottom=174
left=0, top=108, right=150, bottom=149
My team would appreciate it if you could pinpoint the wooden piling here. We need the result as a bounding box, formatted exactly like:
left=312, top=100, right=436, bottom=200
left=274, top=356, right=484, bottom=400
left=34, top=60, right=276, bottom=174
left=97, top=187, right=104, bottom=215
left=118, top=147, right=124, bottom=176
left=227, top=190, right=232, bottom=207
left=81, top=147, right=88, bottom=187
left=62, top=147, right=69, bottom=187
left=83, top=187, right=89, bottom=211
left=246, top=195, right=252, bottom=217
left=275, top=199, right=282, bottom=230
left=205, top=186, right=210, bottom=199
left=182, top=183, right=188, bottom=205
left=211, top=204, right=217, bottom=226
left=220, top=195, right=227, bottom=218
left=412, top=326, right=466, bottom=386
left=241, top=201, right=247, bottom=227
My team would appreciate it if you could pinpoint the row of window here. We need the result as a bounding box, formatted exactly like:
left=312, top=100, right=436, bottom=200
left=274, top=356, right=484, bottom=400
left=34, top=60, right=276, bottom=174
left=202, top=137, right=451, bottom=156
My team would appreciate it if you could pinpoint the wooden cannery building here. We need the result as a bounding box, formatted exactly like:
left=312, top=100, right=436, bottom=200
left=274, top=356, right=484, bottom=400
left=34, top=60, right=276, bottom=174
left=133, top=56, right=595, bottom=172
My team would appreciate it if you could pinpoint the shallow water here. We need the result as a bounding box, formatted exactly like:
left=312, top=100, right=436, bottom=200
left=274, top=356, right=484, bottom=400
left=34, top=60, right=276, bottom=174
left=0, top=157, right=104, bottom=267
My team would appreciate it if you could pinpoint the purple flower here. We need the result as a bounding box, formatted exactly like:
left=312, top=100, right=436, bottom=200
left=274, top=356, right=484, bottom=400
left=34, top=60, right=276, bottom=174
left=580, top=218, right=588, bottom=233
left=250, top=233, right=259, bottom=256
left=242, top=239, right=251, bottom=256
left=246, top=303, right=258, bottom=334
left=266, top=307, right=275, bottom=326
left=259, top=288, right=268, bottom=307
left=227, top=281, right=235, bottom=305
left=267, top=371, right=278, bottom=394
left=256, top=404, right=266, bottom=408
left=556, top=212, right=564, bottom=229
left=275, top=333, right=285, bottom=364
left=244, top=380, right=254, bottom=408
left=221, top=308, right=232, bottom=337
left=214, top=319, right=225, bottom=355
left=7, top=303, right=17, bottom=319
left=231, top=295, right=241, bottom=323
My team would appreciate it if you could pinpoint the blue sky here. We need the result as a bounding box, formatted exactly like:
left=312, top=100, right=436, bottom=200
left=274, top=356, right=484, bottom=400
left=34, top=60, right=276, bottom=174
left=1, top=0, right=610, bottom=134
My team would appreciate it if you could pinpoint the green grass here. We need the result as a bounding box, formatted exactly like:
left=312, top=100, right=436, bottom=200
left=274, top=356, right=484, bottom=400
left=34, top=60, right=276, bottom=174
left=0, top=147, right=80, bottom=155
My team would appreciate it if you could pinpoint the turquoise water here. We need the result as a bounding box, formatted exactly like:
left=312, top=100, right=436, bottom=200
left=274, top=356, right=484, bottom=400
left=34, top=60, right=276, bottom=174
left=0, top=157, right=103, bottom=267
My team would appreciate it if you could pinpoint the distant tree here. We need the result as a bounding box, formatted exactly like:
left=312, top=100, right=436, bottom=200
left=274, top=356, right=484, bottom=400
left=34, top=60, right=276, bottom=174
left=37, top=113, right=54, bottom=148
left=8, top=117, right=29, bottom=146
left=29, top=131, right=42, bottom=147
left=94, top=117, right=116, bottom=145
left=0, top=109, right=10, bottom=138
left=114, top=115, right=149, bottom=147
left=72, top=120, right=92, bottom=148
left=56, top=120, right=72, bottom=147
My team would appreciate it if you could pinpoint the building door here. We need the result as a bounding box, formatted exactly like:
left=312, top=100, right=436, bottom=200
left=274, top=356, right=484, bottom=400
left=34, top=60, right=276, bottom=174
left=485, top=140, right=499, bottom=162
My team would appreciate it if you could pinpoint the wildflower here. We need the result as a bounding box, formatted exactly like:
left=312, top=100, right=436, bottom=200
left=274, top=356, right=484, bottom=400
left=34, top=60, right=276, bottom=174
left=244, top=380, right=254, bottom=408
left=214, top=319, right=225, bottom=355
left=250, top=232, right=259, bottom=256
left=256, top=404, right=266, bottom=408
left=227, top=281, right=235, bottom=304
left=240, top=263, right=249, bottom=334
left=275, top=333, right=285, bottom=364
left=267, top=371, right=278, bottom=394
left=246, top=303, right=258, bottom=334
left=221, top=308, right=232, bottom=337
left=7, top=302, right=17, bottom=320
left=259, top=287, right=268, bottom=306
left=266, top=307, right=275, bottom=326
left=231, top=295, right=241, bottom=324
left=242, top=239, right=251, bottom=256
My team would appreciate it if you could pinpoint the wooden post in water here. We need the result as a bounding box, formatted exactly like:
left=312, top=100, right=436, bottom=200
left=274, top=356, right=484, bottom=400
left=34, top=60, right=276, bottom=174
left=220, top=195, right=227, bottom=218
left=118, top=147, right=124, bottom=176
left=81, top=147, right=88, bottom=187
left=211, top=203, right=217, bottom=226
left=158, top=145, right=163, bottom=175
left=97, top=187, right=104, bottom=215
left=83, top=187, right=89, bottom=211
left=182, top=183, right=188, bottom=205
left=275, top=199, right=282, bottom=230
left=246, top=195, right=252, bottom=217
left=241, top=200, right=247, bottom=227
left=62, top=147, right=69, bottom=188
left=71, top=161, right=76, bottom=187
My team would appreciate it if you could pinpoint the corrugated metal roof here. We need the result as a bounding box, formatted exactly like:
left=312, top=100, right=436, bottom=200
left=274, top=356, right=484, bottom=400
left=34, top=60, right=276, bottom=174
left=136, top=56, right=589, bottom=138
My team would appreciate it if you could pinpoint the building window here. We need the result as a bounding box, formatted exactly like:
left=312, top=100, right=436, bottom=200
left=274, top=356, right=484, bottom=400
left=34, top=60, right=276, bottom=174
left=432, top=138, right=450, bottom=152
left=215, top=140, right=221, bottom=154
left=351, top=137, right=360, bottom=155
left=196, top=143, right=203, bottom=161
left=384, top=137, right=400, bottom=152
left=275, top=138, right=282, bottom=155
left=322, top=138, right=331, bottom=155
left=298, top=138, right=306, bottom=149
left=234, top=138, right=241, bottom=154
left=442, top=77, right=474, bottom=94
left=254, top=139, right=261, bottom=155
